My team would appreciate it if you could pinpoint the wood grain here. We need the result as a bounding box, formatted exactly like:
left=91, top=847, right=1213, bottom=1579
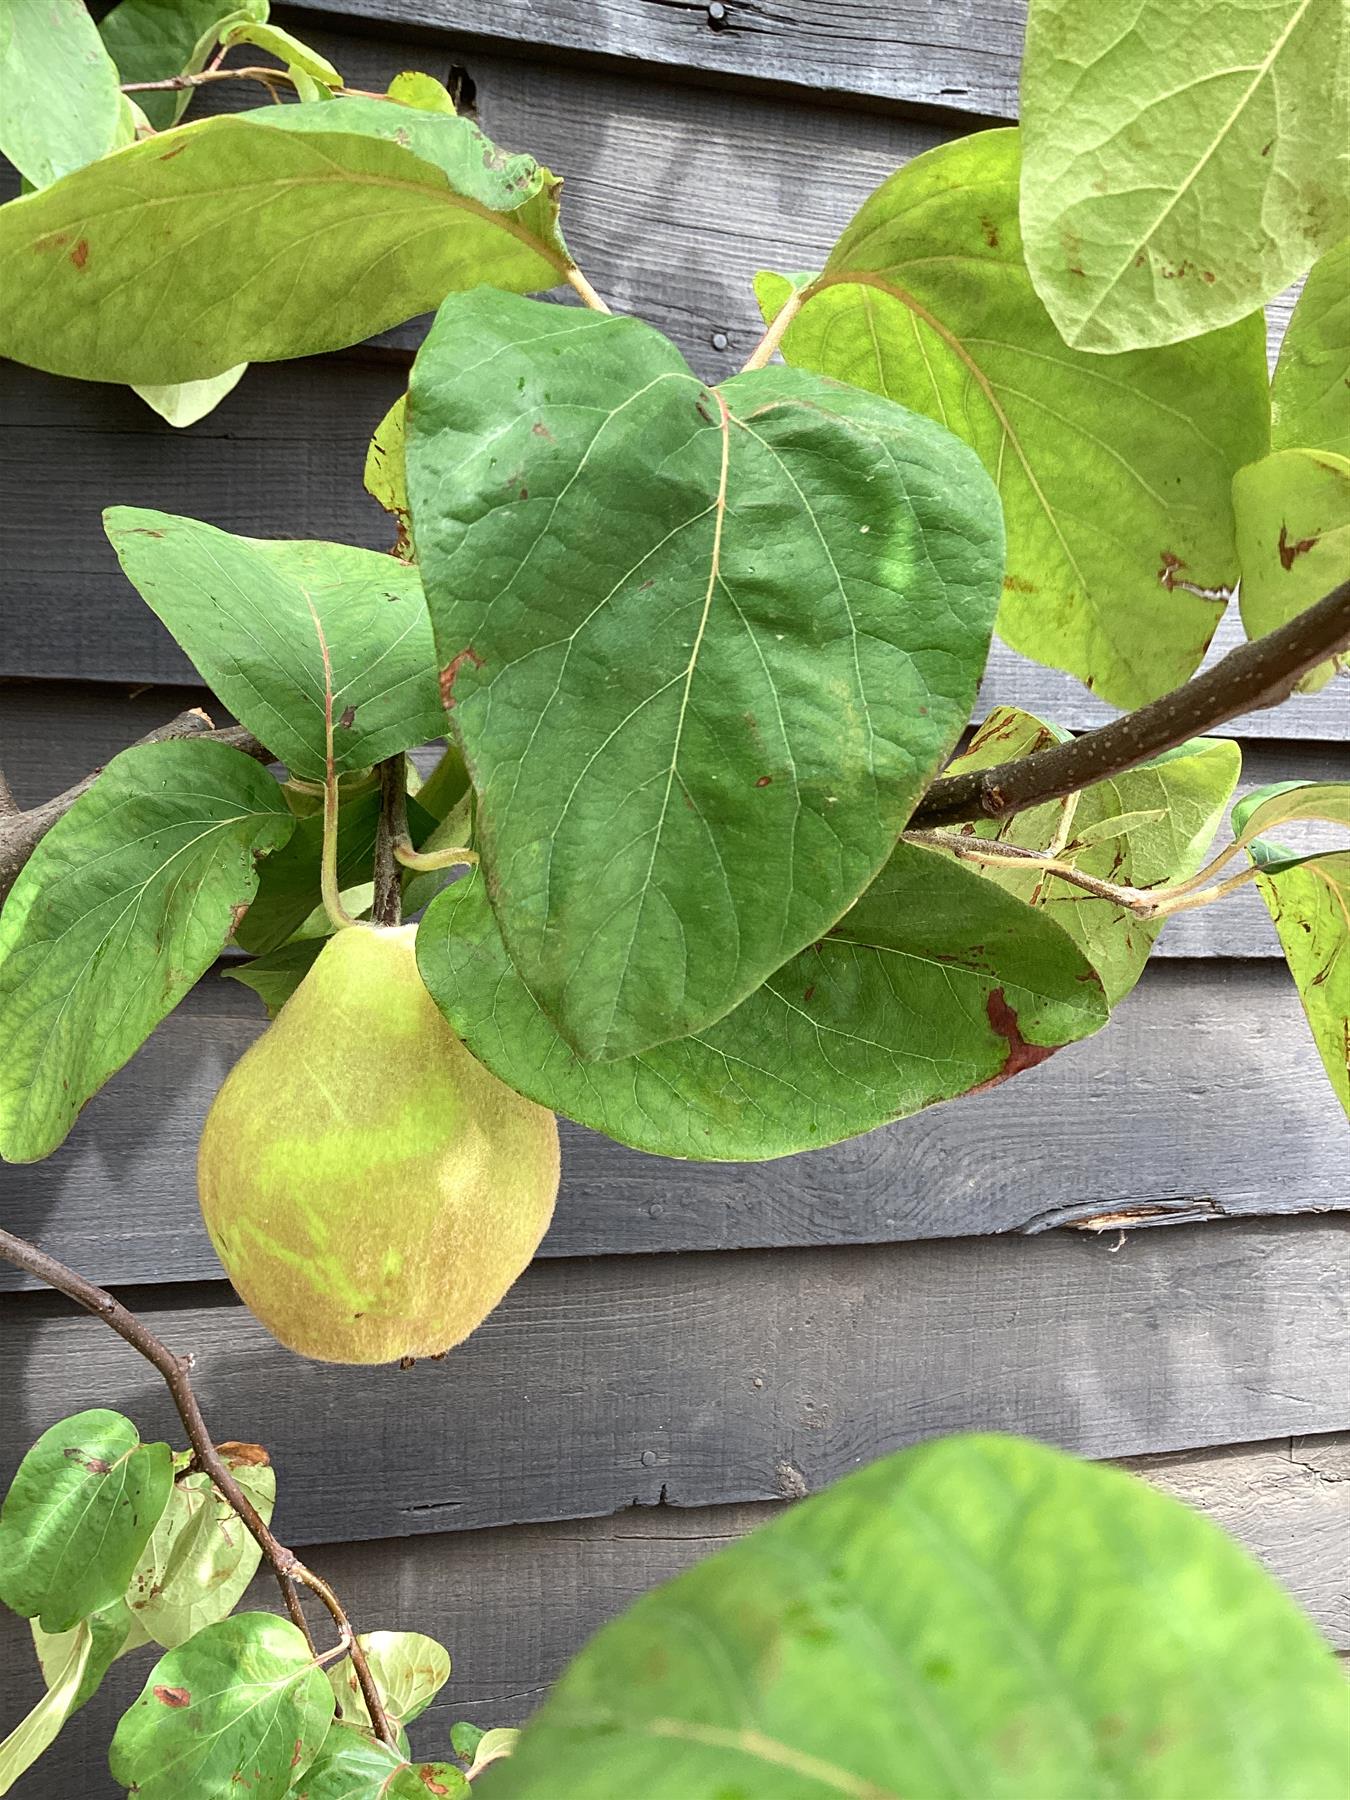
left=2, top=1430, right=1344, bottom=1795
left=1, top=955, right=1346, bottom=1294
left=3, top=1218, right=1347, bottom=1547
left=280, top=0, right=1028, bottom=120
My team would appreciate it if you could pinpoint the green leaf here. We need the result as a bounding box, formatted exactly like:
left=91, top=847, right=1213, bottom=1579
left=417, top=848, right=1106, bottom=1160
left=1018, top=0, right=1350, bottom=352
left=105, top=510, right=445, bottom=782
left=223, top=938, right=325, bottom=1017
left=939, top=709, right=1242, bottom=1005
left=465, top=1728, right=519, bottom=1777
left=1250, top=849, right=1350, bottom=1117
left=127, top=1445, right=277, bottom=1649
left=0, top=739, right=293, bottom=1163
left=408, top=289, right=1004, bottom=1062
left=365, top=395, right=411, bottom=558
left=32, top=1599, right=143, bottom=1715
left=133, top=364, right=248, bottom=429
left=291, top=1723, right=469, bottom=1799
left=0, top=1617, right=93, bottom=1796
left=0, top=1411, right=173, bottom=1633
left=449, top=1722, right=484, bottom=1761
left=1230, top=778, right=1350, bottom=846
left=489, top=1433, right=1349, bottom=1799
left=388, top=71, right=458, bottom=115
left=0, top=0, right=128, bottom=188
left=0, top=103, right=570, bottom=386
left=110, top=1613, right=334, bottom=1800
left=219, top=19, right=340, bottom=82
left=754, top=130, right=1271, bottom=709
left=99, top=0, right=267, bottom=130
left=326, top=1632, right=450, bottom=1734
left=1272, top=236, right=1350, bottom=456
left=1234, top=449, right=1350, bottom=691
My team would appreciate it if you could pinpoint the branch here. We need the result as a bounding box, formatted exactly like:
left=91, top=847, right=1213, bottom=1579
left=0, top=712, right=269, bottom=906
left=371, top=755, right=405, bottom=929
left=912, top=576, right=1350, bottom=828
left=0, top=1227, right=397, bottom=1749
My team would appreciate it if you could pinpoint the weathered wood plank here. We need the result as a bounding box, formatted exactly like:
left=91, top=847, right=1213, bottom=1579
left=1, top=956, right=1345, bottom=1294
left=281, top=0, right=1027, bottom=120
left=2, top=1218, right=1346, bottom=1549
left=2, top=1431, right=1344, bottom=1796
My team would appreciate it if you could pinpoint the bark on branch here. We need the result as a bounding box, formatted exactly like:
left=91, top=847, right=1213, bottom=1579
left=0, top=1226, right=397, bottom=1749
left=911, top=577, right=1350, bottom=828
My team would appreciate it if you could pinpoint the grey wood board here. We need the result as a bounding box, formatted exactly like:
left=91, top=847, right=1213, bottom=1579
left=278, top=0, right=1029, bottom=120
left=3, top=1216, right=1348, bottom=1546
left=1, top=957, right=1346, bottom=1294
left=3, top=1432, right=1345, bottom=1797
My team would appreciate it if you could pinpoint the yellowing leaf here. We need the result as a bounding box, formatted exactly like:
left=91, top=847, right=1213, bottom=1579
left=756, top=131, right=1270, bottom=708
left=1019, top=0, right=1350, bottom=350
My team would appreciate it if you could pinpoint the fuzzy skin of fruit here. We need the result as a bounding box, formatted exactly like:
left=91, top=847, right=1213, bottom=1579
left=198, top=924, right=559, bottom=1364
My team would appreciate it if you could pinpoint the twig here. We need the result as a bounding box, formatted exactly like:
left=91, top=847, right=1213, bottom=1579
left=912, top=577, right=1350, bottom=828
left=0, top=1228, right=397, bottom=1748
left=0, top=765, right=16, bottom=818
left=0, top=710, right=269, bottom=905
left=902, top=829, right=1153, bottom=908
left=741, top=285, right=805, bottom=372
left=566, top=267, right=612, bottom=314
left=371, top=756, right=405, bottom=929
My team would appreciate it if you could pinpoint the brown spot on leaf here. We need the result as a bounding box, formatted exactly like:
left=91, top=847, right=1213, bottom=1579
left=418, top=1771, right=453, bottom=1797
left=154, top=1686, right=191, bottom=1708
left=69, top=239, right=90, bottom=272
left=338, top=704, right=356, bottom=730
left=1278, top=523, right=1318, bottom=569
left=1157, top=550, right=1188, bottom=589
left=803, top=985, right=816, bottom=1003
left=755, top=775, right=772, bottom=788
left=530, top=421, right=554, bottom=441
left=1261, top=140, right=1273, bottom=156
left=159, top=142, right=188, bottom=162
left=63, top=1447, right=112, bottom=1474
left=519, top=485, right=529, bottom=500
left=34, top=230, right=72, bottom=254
left=980, top=214, right=999, bottom=248
left=219, top=1441, right=270, bottom=1468
left=967, top=988, right=1058, bottom=1095
left=229, top=902, right=249, bottom=935
left=439, top=645, right=484, bottom=709
left=290, top=1740, right=304, bottom=1768
left=1002, top=574, right=1036, bottom=595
